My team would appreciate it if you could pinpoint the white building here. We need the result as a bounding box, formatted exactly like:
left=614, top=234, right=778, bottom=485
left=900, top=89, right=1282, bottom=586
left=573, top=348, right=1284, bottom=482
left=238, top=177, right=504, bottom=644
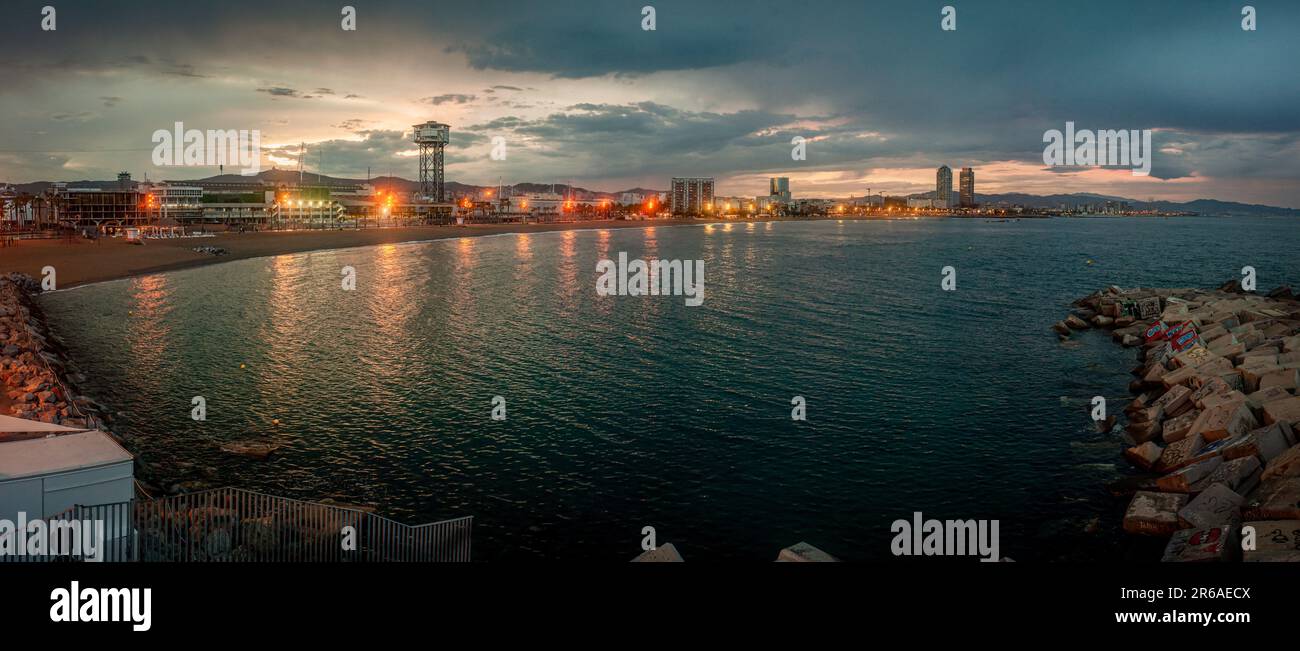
left=142, top=183, right=204, bottom=221
left=0, top=416, right=135, bottom=551
left=507, top=192, right=563, bottom=215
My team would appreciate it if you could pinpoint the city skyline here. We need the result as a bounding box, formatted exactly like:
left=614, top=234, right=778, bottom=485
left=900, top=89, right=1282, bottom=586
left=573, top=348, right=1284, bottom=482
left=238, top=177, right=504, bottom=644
left=2, top=1, right=1299, bottom=207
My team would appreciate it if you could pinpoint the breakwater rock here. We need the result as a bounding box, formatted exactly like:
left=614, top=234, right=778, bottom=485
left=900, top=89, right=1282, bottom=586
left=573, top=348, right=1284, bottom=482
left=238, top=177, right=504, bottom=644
left=0, top=274, right=112, bottom=432
left=1060, top=282, right=1300, bottom=561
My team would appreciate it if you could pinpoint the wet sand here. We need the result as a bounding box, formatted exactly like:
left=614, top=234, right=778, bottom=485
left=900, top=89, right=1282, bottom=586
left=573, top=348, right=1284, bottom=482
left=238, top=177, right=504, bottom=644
left=1, top=218, right=750, bottom=289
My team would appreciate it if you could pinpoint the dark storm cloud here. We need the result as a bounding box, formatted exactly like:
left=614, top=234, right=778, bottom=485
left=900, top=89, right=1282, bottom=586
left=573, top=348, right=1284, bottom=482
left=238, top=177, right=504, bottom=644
left=267, top=129, right=409, bottom=175
left=1, top=0, right=1298, bottom=204
left=463, top=102, right=816, bottom=179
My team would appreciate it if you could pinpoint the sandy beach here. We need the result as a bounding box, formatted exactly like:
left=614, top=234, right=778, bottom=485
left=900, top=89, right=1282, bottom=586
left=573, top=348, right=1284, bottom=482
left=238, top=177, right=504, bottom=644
left=0, top=218, right=759, bottom=289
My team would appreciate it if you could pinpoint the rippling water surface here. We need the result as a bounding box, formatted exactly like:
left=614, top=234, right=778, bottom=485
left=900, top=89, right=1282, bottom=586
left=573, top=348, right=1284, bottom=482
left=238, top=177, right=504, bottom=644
left=39, top=216, right=1300, bottom=560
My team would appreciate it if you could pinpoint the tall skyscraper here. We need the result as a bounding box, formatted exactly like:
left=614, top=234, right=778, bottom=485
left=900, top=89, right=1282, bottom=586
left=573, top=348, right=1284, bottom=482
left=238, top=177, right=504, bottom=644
left=670, top=177, right=715, bottom=215
left=769, top=177, right=791, bottom=202
left=959, top=167, right=975, bottom=208
left=935, top=166, right=952, bottom=208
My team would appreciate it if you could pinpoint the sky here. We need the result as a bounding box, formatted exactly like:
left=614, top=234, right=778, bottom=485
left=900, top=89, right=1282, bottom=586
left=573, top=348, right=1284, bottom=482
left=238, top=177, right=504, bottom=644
left=1, top=0, right=1298, bottom=206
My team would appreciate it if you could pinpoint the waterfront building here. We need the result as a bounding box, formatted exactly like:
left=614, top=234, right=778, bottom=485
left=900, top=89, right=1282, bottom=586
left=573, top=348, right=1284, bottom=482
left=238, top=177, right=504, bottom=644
left=959, top=167, right=975, bottom=208
left=507, top=191, right=563, bottom=216
left=142, top=183, right=204, bottom=222
left=769, top=177, right=791, bottom=202
left=670, top=177, right=715, bottom=215
left=936, top=166, right=953, bottom=208
left=49, top=185, right=150, bottom=230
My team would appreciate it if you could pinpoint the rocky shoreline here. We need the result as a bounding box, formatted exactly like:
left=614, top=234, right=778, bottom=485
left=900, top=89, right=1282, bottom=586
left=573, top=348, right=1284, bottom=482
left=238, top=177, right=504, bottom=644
left=1, top=274, right=113, bottom=432
left=1057, top=280, right=1300, bottom=561
left=3, top=274, right=350, bottom=498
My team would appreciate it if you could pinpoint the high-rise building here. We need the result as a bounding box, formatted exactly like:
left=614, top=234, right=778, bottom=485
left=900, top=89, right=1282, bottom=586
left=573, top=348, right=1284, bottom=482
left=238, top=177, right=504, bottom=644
left=769, top=177, right=791, bottom=202
left=935, top=166, right=952, bottom=208
left=670, top=177, right=715, bottom=215
left=959, top=167, right=975, bottom=208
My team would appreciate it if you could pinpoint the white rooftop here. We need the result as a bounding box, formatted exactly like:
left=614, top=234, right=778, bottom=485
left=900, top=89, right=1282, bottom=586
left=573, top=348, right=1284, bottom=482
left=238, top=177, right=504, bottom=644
left=0, top=414, right=88, bottom=434
left=0, top=430, right=133, bottom=481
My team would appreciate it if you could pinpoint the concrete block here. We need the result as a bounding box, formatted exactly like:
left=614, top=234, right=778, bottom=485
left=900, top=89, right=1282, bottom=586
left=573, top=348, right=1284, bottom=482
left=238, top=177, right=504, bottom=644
left=1241, top=520, right=1300, bottom=562
left=1239, top=331, right=1266, bottom=349
left=631, top=542, right=683, bottom=562
left=1216, top=370, right=1246, bottom=392
left=1242, top=345, right=1281, bottom=359
left=1124, top=491, right=1189, bottom=536
left=1125, top=441, right=1164, bottom=470
left=1258, top=368, right=1300, bottom=392
left=1126, top=418, right=1164, bottom=444
left=1238, top=364, right=1282, bottom=393
left=1244, top=478, right=1300, bottom=520
left=1204, top=332, right=1230, bottom=349
left=1162, top=409, right=1201, bottom=443
left=1222, top=423, right=1295, bottom=465
left=1162, top=305, right=1190, bottom=322
left=1178, top=483, right=1244, bottom=528
left=1190, top=401, right=1258, bottom=442
left=1191, top=456, right=1262, bottom=496
left=1173, top=346, right=1215, bottom=369
left=1157, top=456, right=1222, bottom=492
left=775, top=542, right=839, bottom=562
left=1161, top=365, right=1202, bottom=389
left=1200, top=325, right=1228, bottom=343
left=1263, top=322, right=1295, bottom=338
left=1245, top=386, right=1293, bottom=413
left=1135, top=296, right=1162, bottom=320
left=1212, top=342, right=1246, bottom=359
left=1190, top=377, right=1231, bottom=407
left=1133, top=403, right=1165, bottom=424
left=1262, top=396, right=1300, bottom=427
left=1199, top=390, right=1247, bottom=411
left=1151, top=384, right=1192, bottom=417
left=1157, top=434, right=1205, bottom=473
left=1217, top=315, right=1241, bottom=330
left=1161, top=526, right=1240, bottom=562
left=1261, top=445, right=1300, bottom=481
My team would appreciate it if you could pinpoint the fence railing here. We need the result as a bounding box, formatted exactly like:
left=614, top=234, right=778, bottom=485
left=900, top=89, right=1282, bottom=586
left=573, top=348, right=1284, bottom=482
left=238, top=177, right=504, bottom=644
left=4, top=488, right=471, bottom=562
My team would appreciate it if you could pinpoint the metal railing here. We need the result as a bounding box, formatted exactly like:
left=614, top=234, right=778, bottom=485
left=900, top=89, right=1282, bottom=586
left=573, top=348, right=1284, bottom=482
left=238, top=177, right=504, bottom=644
left=0, top=503, right=126, bottom=563
left=5, top=488, right=471, bottom=563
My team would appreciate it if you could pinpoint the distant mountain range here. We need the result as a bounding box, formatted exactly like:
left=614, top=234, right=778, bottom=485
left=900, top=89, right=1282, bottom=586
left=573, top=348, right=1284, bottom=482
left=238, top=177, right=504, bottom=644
left=954, top=192, right=1299, bottom=217
left=7, top=171, right=1297, bottom=216
left=896, top=190, right=1299, bottom=216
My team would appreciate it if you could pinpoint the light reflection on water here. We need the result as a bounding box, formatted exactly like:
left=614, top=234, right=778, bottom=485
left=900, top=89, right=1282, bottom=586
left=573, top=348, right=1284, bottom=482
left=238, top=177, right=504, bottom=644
left=38, top=217, right=1300, bottom=561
